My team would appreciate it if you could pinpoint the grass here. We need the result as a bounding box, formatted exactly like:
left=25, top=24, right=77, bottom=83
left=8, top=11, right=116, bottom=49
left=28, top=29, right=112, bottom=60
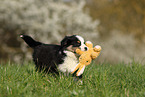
left=0, top=62, right=145, bottom=97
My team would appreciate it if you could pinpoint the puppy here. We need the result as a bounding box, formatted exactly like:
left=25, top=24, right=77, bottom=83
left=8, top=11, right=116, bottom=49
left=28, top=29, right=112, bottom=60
left=20, top=35, right=87, bottom=77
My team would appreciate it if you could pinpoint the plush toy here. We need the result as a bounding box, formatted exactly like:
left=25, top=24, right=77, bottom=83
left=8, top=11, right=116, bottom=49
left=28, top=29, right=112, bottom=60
left=71, top=41, right=101, bottom=76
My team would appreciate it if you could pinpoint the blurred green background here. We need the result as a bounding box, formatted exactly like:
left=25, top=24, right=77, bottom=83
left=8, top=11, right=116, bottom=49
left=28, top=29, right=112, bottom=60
left=0, top=0, right=145, bottom=64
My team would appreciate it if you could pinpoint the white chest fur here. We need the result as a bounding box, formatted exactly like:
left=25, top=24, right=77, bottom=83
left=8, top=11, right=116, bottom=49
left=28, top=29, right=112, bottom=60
left=58, top=51, right=78, bottom=73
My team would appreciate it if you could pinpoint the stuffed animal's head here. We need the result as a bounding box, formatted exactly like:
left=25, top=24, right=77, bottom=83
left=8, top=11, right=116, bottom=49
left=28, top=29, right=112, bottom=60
left=76, top=41, right=102, bottom=62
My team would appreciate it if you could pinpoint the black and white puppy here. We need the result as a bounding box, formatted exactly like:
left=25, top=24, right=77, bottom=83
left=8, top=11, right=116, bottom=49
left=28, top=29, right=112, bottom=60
left=20, top=35, right=87, bottom=77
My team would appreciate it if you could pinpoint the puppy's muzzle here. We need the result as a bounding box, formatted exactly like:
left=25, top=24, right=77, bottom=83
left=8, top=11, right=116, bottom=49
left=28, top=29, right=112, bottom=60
left=80, top=44, right=88, bottom=51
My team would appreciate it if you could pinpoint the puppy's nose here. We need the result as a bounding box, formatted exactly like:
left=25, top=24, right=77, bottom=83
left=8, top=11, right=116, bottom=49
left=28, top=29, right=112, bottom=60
left=84, top=47, right=88, bottom=51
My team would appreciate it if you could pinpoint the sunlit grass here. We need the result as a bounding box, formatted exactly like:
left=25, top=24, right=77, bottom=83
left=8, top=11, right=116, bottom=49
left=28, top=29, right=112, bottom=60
left=0, top=62, right=145, bottom=97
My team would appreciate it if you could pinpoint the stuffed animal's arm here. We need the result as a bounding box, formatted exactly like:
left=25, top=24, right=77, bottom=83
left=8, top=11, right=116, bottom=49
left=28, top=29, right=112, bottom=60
left=75, top=49, right=84, bottom=55
left=71, top=63, right=86, bottom=76
left=76, top=65, right=85, bottom=76
left=71, top=63, right=81, bottom=74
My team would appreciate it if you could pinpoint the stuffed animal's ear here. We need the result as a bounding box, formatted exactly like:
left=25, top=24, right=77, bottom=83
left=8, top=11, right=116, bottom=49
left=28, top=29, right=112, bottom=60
left=86, top=41, right=92, bottom=44
left=94, top=45, right=101, bottom=52
left=85, top=41, right=93, bottom=47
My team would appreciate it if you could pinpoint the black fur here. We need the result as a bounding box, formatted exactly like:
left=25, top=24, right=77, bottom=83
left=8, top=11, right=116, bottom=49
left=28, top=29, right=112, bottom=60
left=20, top=35, right=82, bottom=74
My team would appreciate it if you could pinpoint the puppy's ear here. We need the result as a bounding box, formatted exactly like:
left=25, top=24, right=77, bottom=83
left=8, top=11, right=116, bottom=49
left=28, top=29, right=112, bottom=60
left=61, top=36, right=72, bottom=47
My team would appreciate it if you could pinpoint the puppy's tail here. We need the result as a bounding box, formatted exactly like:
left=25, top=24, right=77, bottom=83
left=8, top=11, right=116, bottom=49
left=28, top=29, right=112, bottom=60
left=20, top=34, right=42, bottom=48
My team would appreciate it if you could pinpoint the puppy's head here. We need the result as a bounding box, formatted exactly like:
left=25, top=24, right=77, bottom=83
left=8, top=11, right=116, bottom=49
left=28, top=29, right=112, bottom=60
left=61, top=35, right=87, bottom=52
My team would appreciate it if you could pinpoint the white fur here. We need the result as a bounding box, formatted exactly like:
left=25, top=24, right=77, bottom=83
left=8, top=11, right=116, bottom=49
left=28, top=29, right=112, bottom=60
left=76, top=35, right=87, bottom=51
left=58, top=51, right=78, bottom=73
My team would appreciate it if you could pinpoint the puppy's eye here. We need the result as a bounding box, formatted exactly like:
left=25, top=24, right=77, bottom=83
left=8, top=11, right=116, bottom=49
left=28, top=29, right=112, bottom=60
left=77, top=41, right=80, bottom=43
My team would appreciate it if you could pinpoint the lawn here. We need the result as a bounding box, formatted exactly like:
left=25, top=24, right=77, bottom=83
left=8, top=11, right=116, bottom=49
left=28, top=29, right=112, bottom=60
left=0, top=62, right=145, bottom=97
